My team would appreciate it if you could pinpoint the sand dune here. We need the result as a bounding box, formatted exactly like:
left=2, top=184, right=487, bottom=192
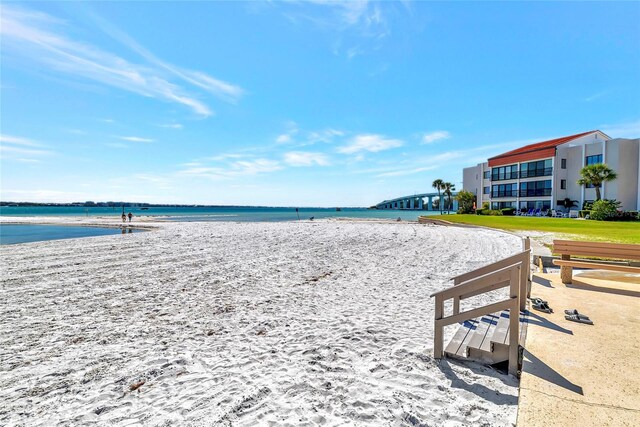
left=0, top=219, right=522, bottom=425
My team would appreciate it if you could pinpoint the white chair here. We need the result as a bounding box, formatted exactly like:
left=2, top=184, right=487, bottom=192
left=569, top=210, right=579, bottom=218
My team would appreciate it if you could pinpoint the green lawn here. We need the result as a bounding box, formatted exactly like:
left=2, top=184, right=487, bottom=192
left=438, top=214, right=640, bottom=244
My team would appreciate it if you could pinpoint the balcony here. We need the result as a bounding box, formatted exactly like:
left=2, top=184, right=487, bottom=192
left=518, top=188, right=552, bottom=197
left=490, top=173, right=518, bottom=182
left=491, top=190, right=518, bottom=198
left=520, top=168, right=553, bottom=179
left=491, top=189, right=552, bottom=198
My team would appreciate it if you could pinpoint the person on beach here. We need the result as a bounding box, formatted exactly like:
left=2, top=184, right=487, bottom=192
left=121, top=213, right=126, bottom=223
left=128, top=212, right=133, bottom=222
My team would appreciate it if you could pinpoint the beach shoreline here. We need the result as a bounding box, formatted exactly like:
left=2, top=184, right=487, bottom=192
left=1, top=218, right=523, bottom=425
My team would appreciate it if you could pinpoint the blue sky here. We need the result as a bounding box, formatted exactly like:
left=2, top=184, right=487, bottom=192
left=1, top=1, right=639, bottom=206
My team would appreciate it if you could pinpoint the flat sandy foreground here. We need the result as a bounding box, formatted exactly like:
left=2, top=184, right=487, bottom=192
left=1, top=217, right=523, bottom=426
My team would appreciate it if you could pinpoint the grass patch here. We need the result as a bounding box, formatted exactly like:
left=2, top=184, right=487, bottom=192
left=439, top=215, right=640, bottom=244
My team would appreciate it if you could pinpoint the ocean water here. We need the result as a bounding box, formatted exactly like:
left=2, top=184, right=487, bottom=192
left=0, top=206, right=450, bottom=222
left=0, top=224, right=144, bottom=245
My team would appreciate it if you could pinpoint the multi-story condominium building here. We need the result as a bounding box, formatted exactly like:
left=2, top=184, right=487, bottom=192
left=463, top=130, right=640, bottom=212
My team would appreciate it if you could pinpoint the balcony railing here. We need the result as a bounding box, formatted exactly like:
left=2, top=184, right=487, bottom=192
left=492, top=189, right=552, bottom=198
left=491, top=190, right=519, bottom=198
left=520, top=168, right=553, bottom=179
left=518, top=188, right=552, bottom=197
left=491, top=173, right=518, bottom=182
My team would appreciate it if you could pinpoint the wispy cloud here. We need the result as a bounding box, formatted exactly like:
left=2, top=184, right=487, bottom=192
left=0, top=134, right=43, bottom=147
left=422, top=130, right=451, bottom=144
left=277, top=1, right=392, bottom=58
left=158, top=123, right=183, bottom=129
left=338, top=134, right=403, bottom=154
left=600, top=119, right=640, bottom=138
left=118, top=136, right=155, bottom=143
left=0, top=134, right=52, bottom=160
left=284, top=151, right=330, bottom=167
left=105, top=142, right=128, bottom=148
left=584, top=90, right=609, bottom=102
left=178, top=158, right=282, bottom=179
left=0, top=5, right=244, bottom=117
left=376, top=165, right=437, bottom=178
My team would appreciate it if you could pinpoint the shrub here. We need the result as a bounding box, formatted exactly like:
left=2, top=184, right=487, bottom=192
left=590, top=199, right=620, bottom=221
left=578, top=210, right=591, bottom=218
left=501, top=208, right=516, bottom=216
left=475, top=209, right=485, bottom=215
left=482, top=202, right=490, bottom=210
left=582, top=201, right=594, bottom=210
left=487, top=209, right=503, bottom=216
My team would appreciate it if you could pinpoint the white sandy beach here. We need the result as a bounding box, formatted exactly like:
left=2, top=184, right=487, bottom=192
left=1, top=218, right=523, bottom=426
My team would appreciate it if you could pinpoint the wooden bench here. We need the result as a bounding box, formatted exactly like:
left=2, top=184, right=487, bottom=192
left=552, top=240, right=640, bottom=284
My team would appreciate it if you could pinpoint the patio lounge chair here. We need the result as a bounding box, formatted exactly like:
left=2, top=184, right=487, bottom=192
left=569, top=210, right=579, bottom=218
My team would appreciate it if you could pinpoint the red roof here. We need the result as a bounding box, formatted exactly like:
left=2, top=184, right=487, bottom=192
left=488, top=130, right=603, bottom=167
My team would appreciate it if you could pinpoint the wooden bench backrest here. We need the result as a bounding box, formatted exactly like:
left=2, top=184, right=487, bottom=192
left=553, top=239, right=640, bottom=261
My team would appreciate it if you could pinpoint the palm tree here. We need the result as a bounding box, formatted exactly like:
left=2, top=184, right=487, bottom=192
left=443, top=182, right=456, bottom=214
left=577, top=164, right=617, bottom=201
left=432, top=179, right=445, bottom=214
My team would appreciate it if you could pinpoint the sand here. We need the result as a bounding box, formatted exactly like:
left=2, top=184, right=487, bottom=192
left=0, top=218, right=523, bottom=426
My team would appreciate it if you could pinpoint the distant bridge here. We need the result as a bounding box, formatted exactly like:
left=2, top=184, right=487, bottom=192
left=375, top=192, right=459, bottom=211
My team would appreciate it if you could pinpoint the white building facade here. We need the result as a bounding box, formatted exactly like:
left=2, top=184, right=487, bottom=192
left=462, top=131, right=640, bottom=212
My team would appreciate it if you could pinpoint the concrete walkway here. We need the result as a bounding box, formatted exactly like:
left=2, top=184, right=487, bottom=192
left=517, top=271, right=640, bottom=426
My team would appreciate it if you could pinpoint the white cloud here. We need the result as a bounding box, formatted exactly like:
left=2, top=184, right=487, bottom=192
left=284, top=151, right=330, bottom=167
left=422, top=130, right=451, bottom=144
left=118, top=136, right=155, bottom=143
left=338, top=134, right=403, bottom=154
left=0, top=5, right=244, bottom=117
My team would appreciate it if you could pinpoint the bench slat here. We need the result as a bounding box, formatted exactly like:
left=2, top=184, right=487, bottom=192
left=552, top=259, right=640, bottom=273
left=553, top=248, right=640, bottom=260
left=553, top=240, right=640, bottom=261
left=554, top=240, right=640, bottom=251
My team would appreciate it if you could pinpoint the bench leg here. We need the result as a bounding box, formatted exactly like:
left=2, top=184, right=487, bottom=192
left=560, top=254, right=572, bottom=284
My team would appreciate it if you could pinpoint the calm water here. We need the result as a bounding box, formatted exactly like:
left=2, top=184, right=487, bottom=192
left=0, top=206, right=453, bottom=244
left=0, top=224, right=144, bottom=245
left=0, top=206, right=448, bottom=222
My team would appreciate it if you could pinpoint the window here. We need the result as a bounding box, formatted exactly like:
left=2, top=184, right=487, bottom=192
left=561, top=158, right=567, bottom=169
left=491, top=183, right=518, bottom=198
left=520, top=159, right=553, bottom=178
left=561, top=179, right=566, bottom=190
left=519, top=180, right=552, bottom=197
left=585, top=154, right=603, bottom=165
left=483, top=186, right=490, bottom=194
left=491, top=165, right=518, bottom=181
left=483, top=171, right=490, bottom=179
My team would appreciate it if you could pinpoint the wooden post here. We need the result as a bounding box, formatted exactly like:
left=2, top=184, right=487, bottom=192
left=523, top=238, right=532, bottom=299
left=434, top=295, right=444, bottom=359
left=509, top=267, right=520, bottom=376
left=453, top=296, right=460, bottom=315
left=560, top=254, right=573, bottom=284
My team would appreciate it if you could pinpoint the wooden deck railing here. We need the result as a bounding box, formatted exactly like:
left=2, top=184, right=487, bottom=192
left=430, top=238, right=531, bottom=376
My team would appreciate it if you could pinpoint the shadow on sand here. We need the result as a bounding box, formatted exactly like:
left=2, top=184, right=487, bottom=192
left=567, top=279, right=640, bottom=298
left=439, top=359, right=519, bottom=406
left=521, top=349, right=584, bottom=395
